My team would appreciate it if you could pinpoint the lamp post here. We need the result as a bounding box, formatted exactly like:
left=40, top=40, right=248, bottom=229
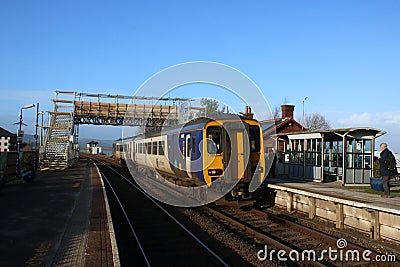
left=33, top=102, right=40, bottom=174
left=302, top=97, right=308, bottom=130
left=16, top=104, right=35, bottom=177
left=38, top=111, right=44, bottom=147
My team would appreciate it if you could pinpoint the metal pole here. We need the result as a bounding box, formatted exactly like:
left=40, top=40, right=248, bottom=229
left=15, top=104, right=35, bottom=178
left=34, top=103, right=39, bottom=173
left=16, top=109, right=23, bottom=177
left=39, top=112, right=44, bottom=147
left=302, top=97, right=308, bottom=130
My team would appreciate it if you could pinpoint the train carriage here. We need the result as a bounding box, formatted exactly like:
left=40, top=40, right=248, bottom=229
left=114, top=114, right=266, bottom=200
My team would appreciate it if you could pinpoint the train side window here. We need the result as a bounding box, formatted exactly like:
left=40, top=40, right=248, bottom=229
left=152, top=142, right=158, bottom=155
left=192, top=137, right=196, bottom=154
left=206, top=126, right=222, bottom=154
left=159, top=141, right=165, bottom=155
left=147, top=142, right=151, bottom=154
left=187, top=137, right=191, bottom=157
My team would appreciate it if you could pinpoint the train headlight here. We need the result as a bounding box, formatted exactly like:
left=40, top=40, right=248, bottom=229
left=208, top=169, right=223, bottom=176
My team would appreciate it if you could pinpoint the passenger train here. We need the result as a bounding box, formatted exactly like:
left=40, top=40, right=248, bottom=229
left=113, top=114, right=266, bottom=199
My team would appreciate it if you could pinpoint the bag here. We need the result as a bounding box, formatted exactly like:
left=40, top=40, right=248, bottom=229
left=385, top=151, right=397, bottom=172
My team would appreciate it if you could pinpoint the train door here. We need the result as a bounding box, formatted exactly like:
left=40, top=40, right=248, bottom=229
left=223, top=122, right=250, bottom=180
left=185, top=134, right=192, bottom=178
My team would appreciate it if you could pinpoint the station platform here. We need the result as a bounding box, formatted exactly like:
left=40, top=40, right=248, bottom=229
left=265, top=178, right=400, bottom=243
left=0, top=160, right=118, bottom=267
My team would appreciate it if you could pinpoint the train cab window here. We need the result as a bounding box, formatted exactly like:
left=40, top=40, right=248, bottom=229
left=152, top=142, right=158, bottom=155
left=249, top=126, right=261, bottom=152
left=159, top=141, right=165, bottom=155
left=206, top=126, right=222, bottom=154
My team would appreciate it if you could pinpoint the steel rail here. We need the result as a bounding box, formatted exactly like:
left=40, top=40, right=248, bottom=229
left=204, top=206, right=327, bottom=267
left=93, top=159, right=230, bottom=267
left=96, top=165, right=151, bottom=267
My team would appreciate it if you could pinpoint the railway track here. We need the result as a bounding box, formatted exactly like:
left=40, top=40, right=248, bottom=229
left=92, top=158, right=244, bottom=267
left=87, top=155, right=400, bottom=266
left=203, top=205, right=400, bottom=266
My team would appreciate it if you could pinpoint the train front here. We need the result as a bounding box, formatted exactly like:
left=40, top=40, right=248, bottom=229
left=203, top=117, right=265, bottom=200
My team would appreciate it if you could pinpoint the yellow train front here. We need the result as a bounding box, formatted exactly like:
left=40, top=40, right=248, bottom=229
left=123, top=114, right=266, bottom=201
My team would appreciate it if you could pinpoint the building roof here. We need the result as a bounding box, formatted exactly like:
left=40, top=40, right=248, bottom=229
left=260, top=117, right=304, bottom=136
left=0, top=127, right=16, bottom=137
left=273, top=127, right=386, bottom=140
left=87, top=141, right=99, bottom=145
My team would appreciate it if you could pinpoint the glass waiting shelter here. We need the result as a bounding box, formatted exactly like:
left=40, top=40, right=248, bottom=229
left=273, top=128, right=385, bottom=185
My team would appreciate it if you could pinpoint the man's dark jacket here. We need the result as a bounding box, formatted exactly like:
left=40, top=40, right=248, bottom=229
left=379, top=148, right=398, bottom=176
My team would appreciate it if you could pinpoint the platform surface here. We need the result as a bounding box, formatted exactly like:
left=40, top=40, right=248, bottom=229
left=0, top=160, right=114, bottom=267
left=265, top=177, right=400, bottom=214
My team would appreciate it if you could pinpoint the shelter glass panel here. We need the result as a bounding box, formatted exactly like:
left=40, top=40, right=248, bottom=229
left=346, top=138, right=372, bottom=170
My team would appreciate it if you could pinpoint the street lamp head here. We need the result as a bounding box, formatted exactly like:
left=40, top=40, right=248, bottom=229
left=22, top=104, right=35, bottom=109
left=303, top=96, right=308, bottom=102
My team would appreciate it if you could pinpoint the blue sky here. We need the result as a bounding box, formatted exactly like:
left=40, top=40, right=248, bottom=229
left=1, top=1, right=399, bottom=151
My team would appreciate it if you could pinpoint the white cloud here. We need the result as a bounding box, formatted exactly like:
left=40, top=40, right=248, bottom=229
left=330, top=110, right=400, bottom=127
left=328, top=110, right=400, bottom=153
left=337, top=112, right=373, bottom=126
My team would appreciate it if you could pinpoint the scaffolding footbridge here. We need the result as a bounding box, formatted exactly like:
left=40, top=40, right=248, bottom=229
left=41, top=91, right=192, bottom=169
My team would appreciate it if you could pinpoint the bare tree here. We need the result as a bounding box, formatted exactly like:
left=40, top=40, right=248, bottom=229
left=303, top=112, right=331, bottom=130
left=198, top=98, right=227, bottom=116
left=272, top=106, right=281, bottom=119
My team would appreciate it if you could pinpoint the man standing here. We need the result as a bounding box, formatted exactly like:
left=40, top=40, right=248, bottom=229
left=379, top=143, right=397, bottom=198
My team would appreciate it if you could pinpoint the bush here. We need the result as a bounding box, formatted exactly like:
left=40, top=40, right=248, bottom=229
left=373, top=159, right=380, bottom=178
left=21, top=151, right=34, bottom=170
